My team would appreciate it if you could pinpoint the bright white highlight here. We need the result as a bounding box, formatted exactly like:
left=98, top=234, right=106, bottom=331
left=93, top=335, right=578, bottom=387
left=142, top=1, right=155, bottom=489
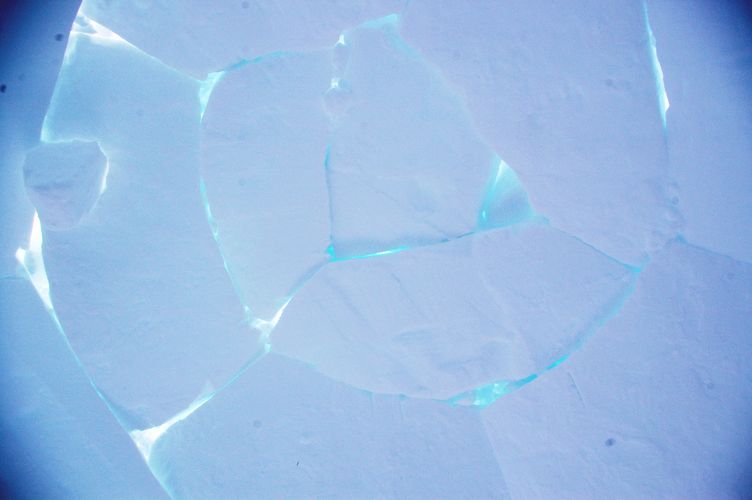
left=15, top=212, right=53, bottom=312
left=199, top=71, right=225, bottom=121
left=130, top=391, right=213, bottom=463
left=250, top=298, right=293, bottom=349
left=74, top=14, right=127, bottom=44
left=643, top=1, right=670, bottom=128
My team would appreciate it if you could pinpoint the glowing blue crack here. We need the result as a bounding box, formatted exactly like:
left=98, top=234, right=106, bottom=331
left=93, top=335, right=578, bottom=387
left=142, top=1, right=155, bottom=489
left=198, top=177, right=254, bottom=320
left=322, top=145, right=338, bottom=260
left=340, top=13, right=418, bottom=58
left=447, top=266, right=641, bottom=408
left=360, top=13, right=402, bottom=31
left=538, top=217, right=645, bottom=272
left=199, top=175, right=316, bottom=341
left=198, top=58, right=255, bottom=121
left=327, top=244, right=411, bottom=262
left=269, top=254, right=639, bottom=409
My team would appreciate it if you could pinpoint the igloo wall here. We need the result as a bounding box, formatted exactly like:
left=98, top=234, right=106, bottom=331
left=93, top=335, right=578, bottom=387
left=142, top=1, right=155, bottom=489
left=1, top=0, right=751, bottom=498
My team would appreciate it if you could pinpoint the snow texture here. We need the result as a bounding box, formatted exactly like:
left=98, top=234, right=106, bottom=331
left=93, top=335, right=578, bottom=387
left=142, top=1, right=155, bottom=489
left=325, top=17, right=497, bottom=257
left=149, top=353, right=508, bottom=499
left=39, top=24, right=263, bottom=428
left=1, top=0, right=750, bottom=498
left=79, top=0, right=406, bottom=79
left=400, top=0, right=681, bottom=266
left=273, top=223, right=636, bottom=400
left=483, top=241, right=752, bottom=498
left=200, top=50, right=332, bottom=321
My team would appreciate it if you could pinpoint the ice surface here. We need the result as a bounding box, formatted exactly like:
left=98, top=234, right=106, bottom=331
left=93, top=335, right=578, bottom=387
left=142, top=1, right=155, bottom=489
left=148, top=353, right=508, bottom=498
left=481, top=240, right=752, bottom=498
left=401, top=0, right=680, bottom=266
left=273, top=222, right=636, bottom=399
left=35, top=25, right=262, bottom=428
left=79, top=0, right=406, bottom=78
left=199, top=15, right=537, bottom=318
left=2, top=0, right=751, bottom=497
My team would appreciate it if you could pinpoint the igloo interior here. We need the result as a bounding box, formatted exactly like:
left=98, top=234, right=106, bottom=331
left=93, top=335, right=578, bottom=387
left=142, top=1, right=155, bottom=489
left=1, top=0, right=751, bottom=498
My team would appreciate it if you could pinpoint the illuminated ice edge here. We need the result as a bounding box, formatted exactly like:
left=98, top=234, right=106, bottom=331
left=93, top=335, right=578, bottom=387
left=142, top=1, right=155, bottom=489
left=642, top=0, right=670, bottom=129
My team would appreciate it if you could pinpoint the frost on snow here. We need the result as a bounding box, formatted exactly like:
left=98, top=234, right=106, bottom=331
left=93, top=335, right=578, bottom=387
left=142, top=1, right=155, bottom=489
left=5, top=0, right=752, bottom=498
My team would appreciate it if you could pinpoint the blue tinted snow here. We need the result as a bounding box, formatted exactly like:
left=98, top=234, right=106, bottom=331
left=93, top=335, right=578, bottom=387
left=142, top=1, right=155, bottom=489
left=30, top=7, right=644, bottom=435
left=38, top=28, right=262, bottom=428
left=9, top=1, right=751, bottom=497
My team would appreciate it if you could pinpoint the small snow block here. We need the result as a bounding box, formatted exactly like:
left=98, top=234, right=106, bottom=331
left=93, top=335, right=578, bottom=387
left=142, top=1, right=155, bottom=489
left=23, top=140, right=108, bottom=231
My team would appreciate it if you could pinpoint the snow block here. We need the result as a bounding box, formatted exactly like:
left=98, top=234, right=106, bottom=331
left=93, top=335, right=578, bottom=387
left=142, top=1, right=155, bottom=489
left=0, top=280, right=167, bottom=499
left=273, top=222, right=636, bottom=399
left=327, top=17, right=499, bottom=257
left=80, top=0, right=406, bottom=78
left=200, top=51, right=332, bottom=321
left=38, top=27, right=262, bottom=428
left=402, top=0, right=679, bottom=265
left=149, top=353, right=507, bottom=499
left=482, top=241, right=752, bottom=498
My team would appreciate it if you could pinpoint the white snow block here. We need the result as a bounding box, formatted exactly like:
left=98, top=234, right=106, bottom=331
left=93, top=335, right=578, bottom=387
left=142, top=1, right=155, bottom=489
left=149, top=353, right=508, bottom=499
left=402, top=0, right=679, bottom=266
left=23, top=140, right=108, bottom=230
left=647, top=0, right=752, bottom=263
left=200, top=51, right=332, bottom=321
left=272, top=222, right=636, bottom=399
left=79, top=0, right=406, bottom=78
left=0, top=280, right=167, bottom=499
left=482, top=240, right=752, bottom=498
left=38, top=29, right=261, bottom=428
left=326, top=16, right=498, bottom=258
